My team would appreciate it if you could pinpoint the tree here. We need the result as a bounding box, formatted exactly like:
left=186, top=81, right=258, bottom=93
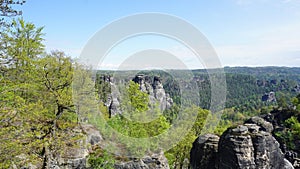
left=0, top=19, right=81, bottom=168
left=292, top=94, right=300, bottom=111
left=0, top=0, right=25, bottom=27
left=164, top=106, right=209, bottom=169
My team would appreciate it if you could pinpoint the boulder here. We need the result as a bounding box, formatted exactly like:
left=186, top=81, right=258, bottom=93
left=245, top=116, right=274, bottom=132
left=190, top=134, right=219, bottom=169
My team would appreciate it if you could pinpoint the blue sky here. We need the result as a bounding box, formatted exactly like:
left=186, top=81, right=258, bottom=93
left=20, top=0, right=300, bottom=69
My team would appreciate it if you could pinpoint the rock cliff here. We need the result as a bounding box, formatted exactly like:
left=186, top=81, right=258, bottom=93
left=133, top=75, right=173, bottom=111
left=99, top=74, right=173, bottom=116
left=262, top=92, right=276, bottom=102
left=190, top=117, right=294, bottom=169
left=190, top=134, right=219, bottom=169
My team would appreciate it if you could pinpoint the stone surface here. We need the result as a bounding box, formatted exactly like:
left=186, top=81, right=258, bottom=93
left=262, top=91, right=276, bottom=102
left=100, top=74, right=173, bottom=117
left=245, top=116, right=274, bottom=132
left=284, top=158, right=295, bottom=169
left=218, top=125, right=256, bottom=169
left=114, top=153, right=170, bottom=169
left=218, top=124, right=286, bottom=169
left=81, top=124, right=103, bottom=146
left=190, top=134, right=219, bottom=169
left=293, top=85, right=300, bottom=93
left=132, top=75, right=173, bottom=111
left=190, top=122, right=293, bottom=169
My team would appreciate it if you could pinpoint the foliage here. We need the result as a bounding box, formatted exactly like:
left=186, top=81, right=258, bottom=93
left=0, top=19, right=81, bottom=168
left=285, top=116, right=300, bottom=137
left=88, top=148, right=115, bottom=169
left=165, top=106, right=209, bottom=169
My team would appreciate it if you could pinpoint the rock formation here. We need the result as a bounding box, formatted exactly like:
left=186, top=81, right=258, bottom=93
left=133, top=75, right=173, bottom=111
left=99, top=74, right=173, bottom=116
left=190, top=117, right=294, bottom=169
left=98, top=75, right=122, bottom=116
left=262, top=109, right=300, bottom=169
left=114, top=153, right=170, bottom=169
left=51, top=124, right=104, bottom=169
left=190, top=134, right=219, bottom=169
left=293, top=85, right=300, bottom=93
left=262, top=91, right=276, bottom=102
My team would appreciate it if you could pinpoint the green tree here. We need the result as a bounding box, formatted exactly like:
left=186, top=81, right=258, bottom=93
left=0, top=19, right=82, bottom=168
left=291, top=94, right=300, bottom=111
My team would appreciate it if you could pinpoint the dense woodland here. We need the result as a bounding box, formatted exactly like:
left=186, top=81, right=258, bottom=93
left=1, top=1, right=300, bottom=169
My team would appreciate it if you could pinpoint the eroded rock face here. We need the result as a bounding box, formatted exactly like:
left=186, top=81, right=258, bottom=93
left=245, top=116, right=274, bottom=133
left=114, top=153, right=170, bottom=169
left=54, top=124, right=100, bottom=169
left=218, top=125, right=256, bottom=169
left=190, top=118, right=294, bottom=169
left=132, top=75, right=173, bottom=111
left=218, top=124, right=287, bottom=169
left=99, top=74, right=173, bottom=117
left=190, top=134, right=219, bottom=169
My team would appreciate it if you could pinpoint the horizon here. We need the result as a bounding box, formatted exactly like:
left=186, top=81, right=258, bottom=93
left=94, top=66, right=300, bottom=71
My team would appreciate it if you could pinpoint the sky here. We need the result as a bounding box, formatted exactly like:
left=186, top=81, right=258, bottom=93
left=19, top=0, right=300, bottom=69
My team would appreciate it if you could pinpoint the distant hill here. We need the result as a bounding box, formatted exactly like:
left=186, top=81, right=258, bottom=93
left=96, top=67, right=300, bottom=112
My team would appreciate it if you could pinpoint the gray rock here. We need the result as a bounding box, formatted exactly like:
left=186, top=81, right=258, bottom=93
left=218, top=126, right=256, bottom=169
left=133, top=75, right=173, bottom=112
left=218, top=124, right=286, bottom=169
left=292, top=85, right=300, bottom=93
left=109, top=80, right=121, bottom=116
left=191, top=123, right=289, bottom=169
left=114, top=153, right=170, bottom=169
left=56, top=124, right=101, bottom=169
left=190, top=134, right=219, bottom=169
left=284, top=158, right=295, bottom=169
left=81, top=124, right=103, bottom=146
left=245, top=116, right=274, bottom=132
left=100, top=74, right=173, bottom=117
left=262, top=91, right=276, bottom=102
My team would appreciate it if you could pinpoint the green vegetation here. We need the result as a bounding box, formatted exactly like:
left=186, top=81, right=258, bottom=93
left=0, top=18, right=83, bottom=168
left=88, top=148, right=115, bottom=169
left=1, top=2, right=300, bottom=168
left=273, top=94, right=300, bottom=151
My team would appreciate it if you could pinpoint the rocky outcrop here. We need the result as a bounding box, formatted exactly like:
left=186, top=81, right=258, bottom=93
left=33, top=124, right=103, bottom=169
left=42, top=124, right=170, bottom=169
left=133, top=75, right=173, bottom=111
left=261, top=109, right=300, bottom=169
left=190, top=118, right=294, bottom=169
left=245, top=116, right=274, bottom=132
left=190, top=134, right=219, bottom=169
left=98, top=75, right=122, bottom=116
left=114, top=153, right=170, bottom=169
left=293, top=85, right=300, bottom=93
left=262, top=92, right=276, bottom=102
left=98, top=74, right=173, bottom=117
left=218, top=124, right=285, bottom=169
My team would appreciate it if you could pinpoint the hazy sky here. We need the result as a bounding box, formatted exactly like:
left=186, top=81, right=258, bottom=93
left=20, top=0, right=300, bottom=69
